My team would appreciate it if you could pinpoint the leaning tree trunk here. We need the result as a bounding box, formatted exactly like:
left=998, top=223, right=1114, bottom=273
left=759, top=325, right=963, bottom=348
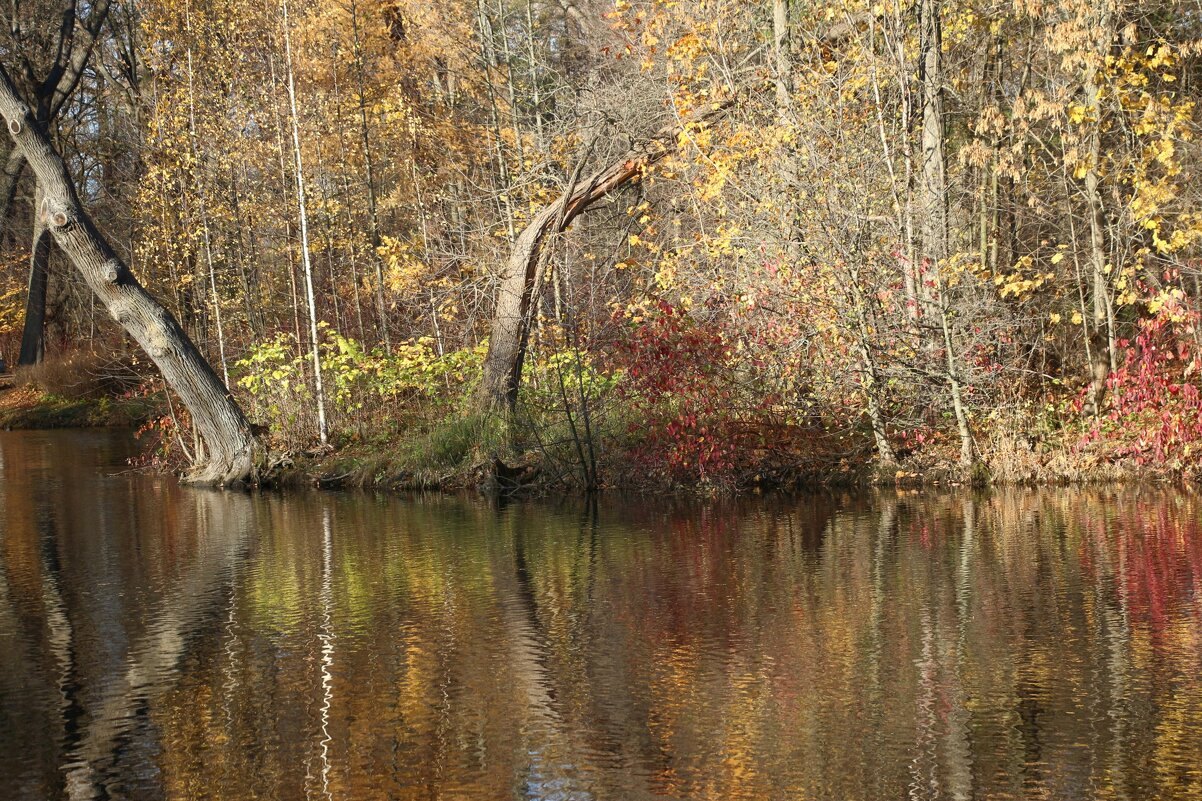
left=0, top=147, right=24, bottom=236
left=477, top=104, right=730, bottom=412
left=0, top=64, right=257, bottom=485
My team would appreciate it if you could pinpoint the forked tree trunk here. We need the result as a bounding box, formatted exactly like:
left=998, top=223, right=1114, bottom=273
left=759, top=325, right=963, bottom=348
left=9, top=0, right=115, bottom=361
left=0, top=64, right=257, bottom=485
left=477, top=105, right=730, bottom=412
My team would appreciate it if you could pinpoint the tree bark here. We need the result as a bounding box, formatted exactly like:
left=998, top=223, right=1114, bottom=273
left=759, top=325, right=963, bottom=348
left=282, top=0, right=329, bottom=446
left=0, top=64, right=257, bottom=485
left=772, top=0, right=791, bottom=116
left=8, top=0, right=115, bottom=359
left=477, top=105, right=730, bottom=412
left=0, top=147, right=25, bottom=238
left=918, top=0, right=974, bottom=468
left=18, top=185, right=51, bottom=365
left=1081, top=11, right=1115, bottom=417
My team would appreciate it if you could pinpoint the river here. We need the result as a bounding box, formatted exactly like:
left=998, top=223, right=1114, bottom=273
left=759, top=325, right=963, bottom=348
left=1, top=428, right=1200, bottom=800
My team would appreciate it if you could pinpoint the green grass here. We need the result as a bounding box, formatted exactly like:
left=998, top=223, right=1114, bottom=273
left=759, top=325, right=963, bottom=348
left=306, top=412, right=513, bottom=490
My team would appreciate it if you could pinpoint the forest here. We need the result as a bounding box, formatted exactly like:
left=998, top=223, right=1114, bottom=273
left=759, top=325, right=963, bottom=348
left=1, top=0, right=1201, bottom=491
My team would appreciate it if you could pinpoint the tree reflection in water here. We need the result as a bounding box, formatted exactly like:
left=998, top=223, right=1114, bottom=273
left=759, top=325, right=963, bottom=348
left=2, top=430, right=1202, bottom=800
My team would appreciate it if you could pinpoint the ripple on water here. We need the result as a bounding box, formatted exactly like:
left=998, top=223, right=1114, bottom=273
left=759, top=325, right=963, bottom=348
left=2, top=434, right=1202, bottom=799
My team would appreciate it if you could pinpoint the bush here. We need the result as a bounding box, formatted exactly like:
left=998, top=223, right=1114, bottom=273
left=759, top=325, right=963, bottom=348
left=235, top=328, right=486, bottom=450
left=613, top=301, right=772, bottom=487
left=1081, top=299, right=1202, bottom=476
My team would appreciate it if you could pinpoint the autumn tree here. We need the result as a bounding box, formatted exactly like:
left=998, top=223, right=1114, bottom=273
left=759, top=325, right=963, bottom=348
left=0, top=62, right=258, bottom=484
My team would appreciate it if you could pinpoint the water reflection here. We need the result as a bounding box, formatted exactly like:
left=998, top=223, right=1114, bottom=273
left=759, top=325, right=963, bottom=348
left=2, top=430, right=1202, bottom=800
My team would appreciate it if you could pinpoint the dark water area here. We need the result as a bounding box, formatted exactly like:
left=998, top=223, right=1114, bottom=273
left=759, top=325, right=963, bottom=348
left=1, top=429, right=1201, bottom=800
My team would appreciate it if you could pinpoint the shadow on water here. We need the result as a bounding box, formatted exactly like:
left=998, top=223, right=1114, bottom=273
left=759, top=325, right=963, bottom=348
left=3, top=430, right=1202, bottom=800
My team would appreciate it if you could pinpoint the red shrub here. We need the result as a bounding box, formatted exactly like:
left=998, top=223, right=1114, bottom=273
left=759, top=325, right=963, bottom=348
left=1084, top=303, right=1202, bottom=473
left=614, top=301, right=768, bottom=486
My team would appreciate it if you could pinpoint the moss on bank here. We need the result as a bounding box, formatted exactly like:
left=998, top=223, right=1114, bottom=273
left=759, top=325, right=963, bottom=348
left=265, top=413, right=534, bottom=493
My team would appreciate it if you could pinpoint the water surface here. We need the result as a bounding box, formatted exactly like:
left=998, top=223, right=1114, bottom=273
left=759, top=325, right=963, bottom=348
left=2, top=428, right=1201, bottom=800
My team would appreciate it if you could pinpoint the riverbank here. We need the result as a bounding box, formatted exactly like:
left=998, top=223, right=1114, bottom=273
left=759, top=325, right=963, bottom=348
left=275, top=415, right=1164, bottom=496
left=0, top=381, right=1176, bottom=495
left=0, top=383, right=158, bottom=430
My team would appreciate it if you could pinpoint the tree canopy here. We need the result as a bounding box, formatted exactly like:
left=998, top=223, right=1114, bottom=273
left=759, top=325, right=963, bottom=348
left=5, top=0, right=1202, bottom=488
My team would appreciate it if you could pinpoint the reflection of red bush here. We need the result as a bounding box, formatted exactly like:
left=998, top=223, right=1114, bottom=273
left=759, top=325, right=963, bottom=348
left=1079, top=502, right=1202, bottom=631
left=1121, top=509, right=1202, bottom=630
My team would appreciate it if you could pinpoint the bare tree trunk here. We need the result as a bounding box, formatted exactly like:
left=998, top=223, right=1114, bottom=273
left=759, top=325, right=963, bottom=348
left=477, top=106, right=729, bottom=412
left=475, top=0, right=518, bottom=244
left=772, top=0, right=791, bottom=115
left=885, top=5, right=920, bottom=330
left=0, top=64, right=257, bottom=485
left=349, top=0, right=390, bottom=352
left=265, top=45, right=305, bottom=357
left=1082, top=13, right=1115, bottom=417
left=230, top=164, right=265, bottom=338
left=18, top=185, right=51, bottom=365
left=185, top=32, right=230, bottom=386
left=918, top=0, right=974, bottom=467
left=848, top=280, right=895, bottom=464
left=329, top=51, right=366, bottom=341
left=524, top=0, right=546, bottom=150
left=918, top=0, right=947, bottom=285
left=282, top=0, right=329, bottom=446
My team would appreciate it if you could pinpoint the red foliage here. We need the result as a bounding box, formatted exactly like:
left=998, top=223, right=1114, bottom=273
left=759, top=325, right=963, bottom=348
left=129, top=379, right=192, bottom=473
left=1084, top=304, right=1202, bottom=472
left=614, top=301, right=766, bottom=486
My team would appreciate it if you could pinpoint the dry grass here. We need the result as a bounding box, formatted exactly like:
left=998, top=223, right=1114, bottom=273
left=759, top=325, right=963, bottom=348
left=980, top=416, right=1139, bottom=485
left=15, top=349, right=142, bottom=400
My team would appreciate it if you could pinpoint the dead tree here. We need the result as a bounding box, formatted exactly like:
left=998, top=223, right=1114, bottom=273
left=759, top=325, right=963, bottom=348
left=477, top=104, right=730, bottom=412
left=0, top=63, right=258, bottom=486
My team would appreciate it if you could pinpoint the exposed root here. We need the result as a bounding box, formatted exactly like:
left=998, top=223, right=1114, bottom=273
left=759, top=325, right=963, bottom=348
left=180, top=441, right=262, bottom=487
